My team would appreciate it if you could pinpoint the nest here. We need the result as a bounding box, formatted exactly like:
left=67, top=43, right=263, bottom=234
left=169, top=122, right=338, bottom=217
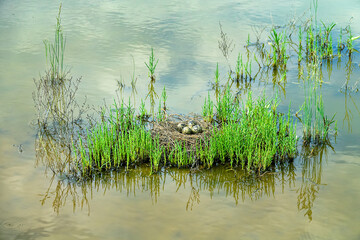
left=150, top=113, right=214, bottom=151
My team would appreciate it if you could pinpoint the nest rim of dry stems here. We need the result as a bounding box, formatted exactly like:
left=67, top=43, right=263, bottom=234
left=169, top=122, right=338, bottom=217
left=150, top=113, right=214, bottom=151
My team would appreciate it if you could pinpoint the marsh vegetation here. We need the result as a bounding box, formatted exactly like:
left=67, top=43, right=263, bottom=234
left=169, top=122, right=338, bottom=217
left=33, top=1, right=358, bottom=180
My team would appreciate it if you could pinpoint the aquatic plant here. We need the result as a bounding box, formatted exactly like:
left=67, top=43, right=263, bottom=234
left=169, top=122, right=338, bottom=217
left=138, top=99, right=148, bottom=120
left=218, top=22, right=234, bottom=66
left=76, top=101, right=156, bottom=173
left=337, top=28, right=344, bottom=56
left=146, top=72, right=158, bottom=114
left=43, top=4, right=66, bottom=83
left=235, top=53, right=242, bottom=80
left=215, top=84, right=235, bottom=123
left=145, top=48, right=159, bottom=81
left=233, top=53, right=254, bottom=81
left=297, top=63, right=337, bottom=144
left=298, top=26, right=303, bottom=63
left=247, top=61, right=252, bottom=79
left=214, top=63, right=220, bottom=84
left=40, top=1, right=356, bottom=179
left=73, top=87, right=298, bottom=175
left=157, top=86, right=167, bottom=122
left=202, top=92, right=214, bottom=122
left=247, top=34, right=251, bottom=46
left=200, top=91, right=297, bottom=170
left=344, top=25, right=360, bottom=54
left=317, top=21, right=336, bottom=58
left=268, top=28, right=288, bottom=68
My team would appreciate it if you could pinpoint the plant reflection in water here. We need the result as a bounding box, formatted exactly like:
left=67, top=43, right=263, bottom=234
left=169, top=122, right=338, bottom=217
left=38, top=140, right=334, bottom=222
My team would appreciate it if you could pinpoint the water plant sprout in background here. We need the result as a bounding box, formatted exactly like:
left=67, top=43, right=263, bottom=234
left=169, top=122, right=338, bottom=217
left=43, top=4, right=66, bottom=83
left=145, top=47, right=159, bottom=82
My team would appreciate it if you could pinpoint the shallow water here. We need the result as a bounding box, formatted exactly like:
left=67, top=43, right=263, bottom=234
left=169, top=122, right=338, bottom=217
left=1, top=0, right=360, bottom=239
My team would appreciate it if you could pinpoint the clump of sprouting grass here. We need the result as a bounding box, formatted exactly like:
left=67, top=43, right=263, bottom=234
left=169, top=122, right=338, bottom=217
left=43, top=4, right=66, bottom=83
left=76, top=100, right=157, bottom=173
left=138, top=99, right=149, bottom=121
left=150, top=137, right=163, bottom=172
left=74, top=88, right=299, bottom=175
left=305, top=27, right=313, bottom=57
left=200, top=86, right=298, bottom=170
left=269, top=28, right=288, bottom=68
left=215, top=84, right=235, bottom=123
left=304, top=25, right=323, bottom=61
left=246, top=3, right=358, bottom=71
left=344, top=25, right=359, bottom=55
left=317, top=21, right=336, bottom=59
left=314, top=95, right=337, bottom=143
left=157, top=86, right=167, bottom=122
left=202, top=91, right=214, bottom=122
left=234, top=53, right=253, bottom=81
left=300, top=77, right=315, bottom=142
left=298, top=65, right=337, bottom=145
left=346, top=26, right=353, bottom=53
left=302, top=20, right=351, bottom=61
left=168, top=141, right=192, bottom=168
left=198, top=91, right=297, bottom=171
left=145, top=48, right=159, bottom=82
left=242, top=57, right=252, bottom=81
left=211, top=63, right=221, bottom=99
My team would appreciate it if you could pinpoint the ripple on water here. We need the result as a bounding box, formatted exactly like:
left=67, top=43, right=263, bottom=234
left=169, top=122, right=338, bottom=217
left=1, top=217, right=30, bottom=233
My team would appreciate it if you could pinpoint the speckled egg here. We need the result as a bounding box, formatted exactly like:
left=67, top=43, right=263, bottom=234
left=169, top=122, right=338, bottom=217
left=182, top=126, right=193, bottom=134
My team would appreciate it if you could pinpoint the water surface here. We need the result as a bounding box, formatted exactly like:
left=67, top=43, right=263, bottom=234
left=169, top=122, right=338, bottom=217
left=1, top=0, right=360, bottom=239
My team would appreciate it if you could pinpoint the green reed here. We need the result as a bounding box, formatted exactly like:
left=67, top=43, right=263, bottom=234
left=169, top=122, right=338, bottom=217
left=161, top=86, right=167, bottom=111
left=302, top=20, right=342, bottom=61
left=43, top=2, right=356, bottom=178
left=233, top=0, right=358, bottom=81
left=76, top=101, right=155, bottom=173
left=346, top=25, right=355, bottom=54
left=145, top=48, right=159, bottom=81
left=235, top=53, right=242, bottom=80
left=198, top=91, right=297, bottom=171
left=139, top=99, right=148, bottom=120
left=43, top=4, right=66, bottom=83
left=298, top=64, right=337, bottom=144
left=157, top=86, right=167, bottom=122
left=298, top=26, right=303, bottom=63
left=269, top=28, right=288, bottom=68
left=247, top=33, right=251, bottom=46
left=202, top=92, right=214, bottom=122
left=214, top=63, right=220, bottom=84
left=301, top=77, right=315, bottom=142
left=215, top=85, right=234, bottom=123
left=318, top=21, right=336, bottom=58
left=150, top=137, right=162, bottom=172
left=74, top=87, right=298, bottom=175
left=234, top=53, right=254, bottom=81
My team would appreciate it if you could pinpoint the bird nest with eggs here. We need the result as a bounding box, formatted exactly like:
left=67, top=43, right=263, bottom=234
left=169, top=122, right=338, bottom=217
left=150, top=113, right=214, bottom=151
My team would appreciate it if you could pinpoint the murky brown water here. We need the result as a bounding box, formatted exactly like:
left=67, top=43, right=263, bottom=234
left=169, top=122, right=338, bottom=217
left=1, top=0, right=360, bottom=239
